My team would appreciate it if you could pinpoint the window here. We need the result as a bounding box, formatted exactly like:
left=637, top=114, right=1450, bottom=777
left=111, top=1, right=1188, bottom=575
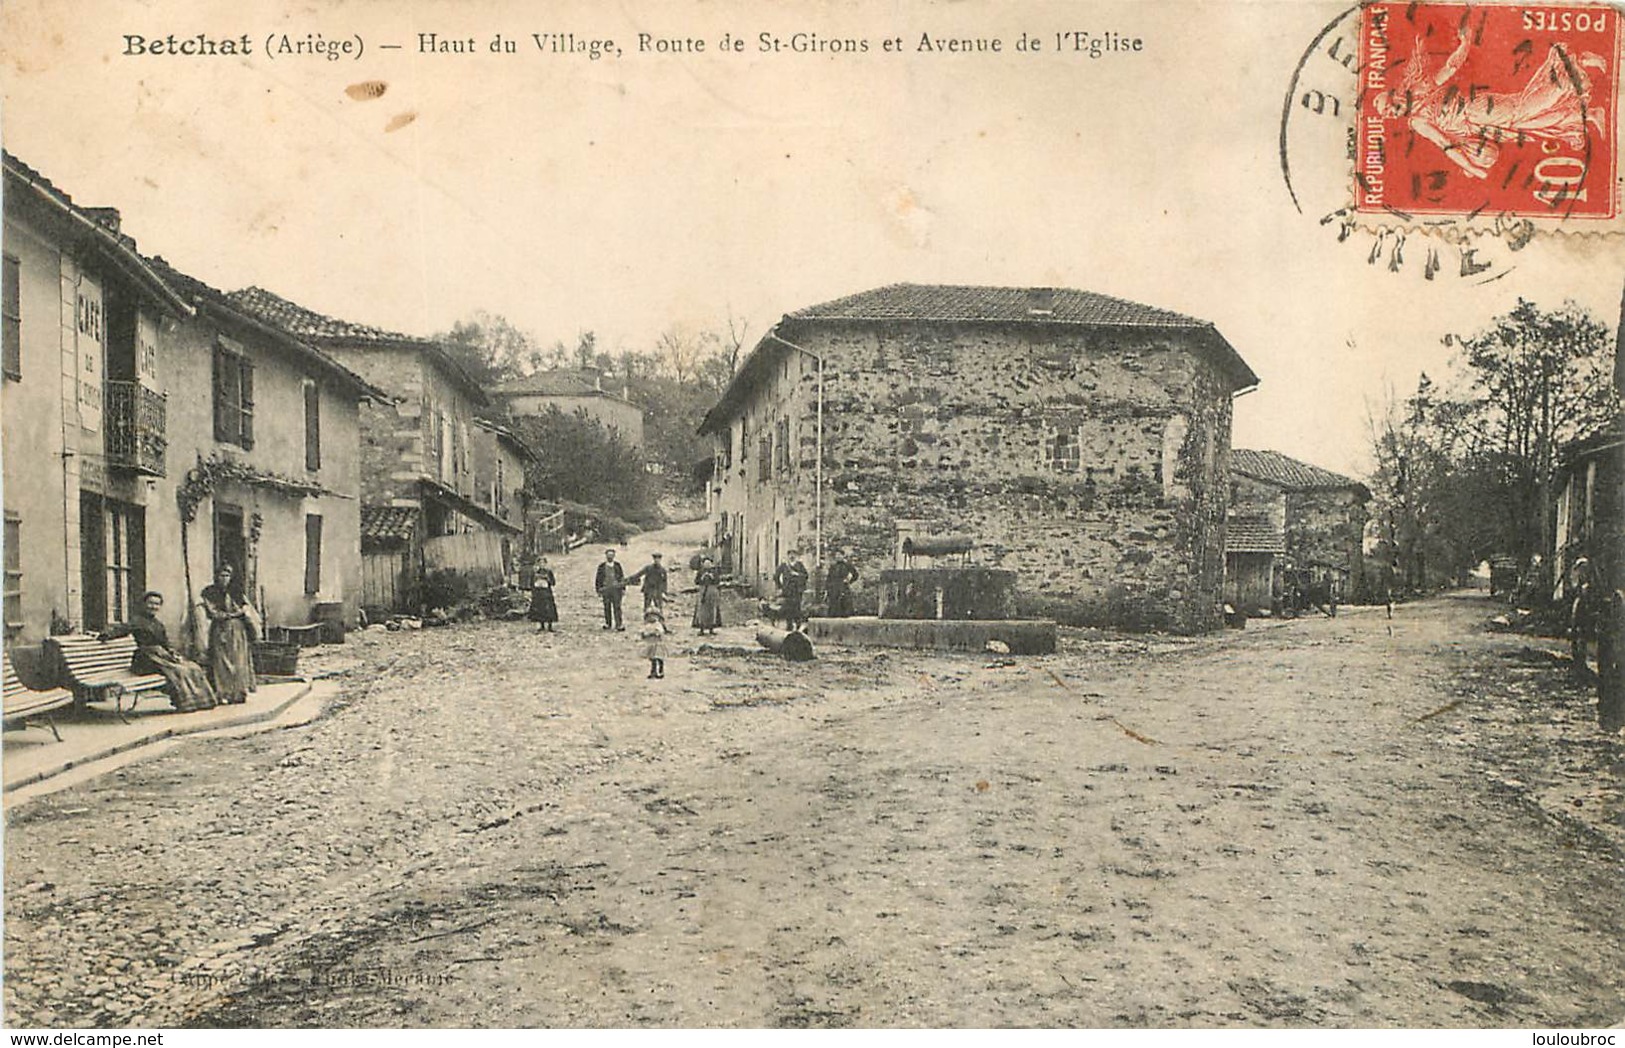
left=776, top=417, right=791, bottom=475
left=437, top=410, right=452, bottom=483
left=212, top=340, right=255, bottom=448
left=4, top=514, right=21, bottom=640
left=105, top=503, right=144, bottom=625
left=3, top=254, right=20, bottom=380
left=303, top=380, right=321, bottom=471
left=304, top=514, right=323, bottom=595
left=758, top=436, right=772, bottom=482
left=1045, top=427, right=1081, bottom=472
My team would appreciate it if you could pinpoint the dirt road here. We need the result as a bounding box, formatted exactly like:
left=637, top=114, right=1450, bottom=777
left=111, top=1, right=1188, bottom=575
left=6, top=525, right=1623, bottom=1027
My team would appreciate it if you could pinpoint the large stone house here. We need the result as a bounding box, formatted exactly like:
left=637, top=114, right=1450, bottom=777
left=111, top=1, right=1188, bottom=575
left=490, top=367, right=644, bottom=448
left=1224, top=448, right=1370, bottom=612
left=228, top=288, right=526, bottom=614
left=698, top=283, right=1260, bottom=632
left=1, top=153, right=380, bottom=673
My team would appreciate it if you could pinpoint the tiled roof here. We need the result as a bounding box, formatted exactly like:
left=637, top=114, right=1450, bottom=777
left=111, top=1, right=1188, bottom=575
left=144, top=258, right=385, bottom=400
left=1231, top=449, right=1365, bottom=492
left=360, top=506, right=417, bottom=543
left=790, top=283, right=1208, bottom=327
left=3, top=151, right=194, bottom=316
left=472, top=416, right=535, bottom=460
left=227, top=286, right=487, bottom=403
left=1226, top=518, right=1287, bottom=554
left=228, top=287, right=422, bottom=345
left=700, top=284, right=1259, bottom=434
left=493, top=370, right=604, bottom=397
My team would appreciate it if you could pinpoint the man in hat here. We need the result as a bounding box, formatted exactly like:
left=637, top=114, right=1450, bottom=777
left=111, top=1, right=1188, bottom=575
left=628, top=552, right=670, bottom=613
left=595, top=549, right=627, bottom=631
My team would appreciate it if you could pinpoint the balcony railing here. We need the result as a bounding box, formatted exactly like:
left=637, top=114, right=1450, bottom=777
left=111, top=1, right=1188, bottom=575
left=104, top=380, right=167, bottom=477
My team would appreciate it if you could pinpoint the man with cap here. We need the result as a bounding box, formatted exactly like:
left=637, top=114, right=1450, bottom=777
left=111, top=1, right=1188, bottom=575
left=628, top=552, right=670, bottom=613
left=595, top=549, right=627, bottom=631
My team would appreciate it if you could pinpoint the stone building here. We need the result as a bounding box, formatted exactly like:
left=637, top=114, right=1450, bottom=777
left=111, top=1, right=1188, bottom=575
left=698, top=283, right=1259, bottom=633
left=1224, top=448, right=1370, bottom=612
left=229, top=288, right=524, bottom=613
left=1, top=152, right=379, bottom=669
left=490, top=367, right=644, bottom=448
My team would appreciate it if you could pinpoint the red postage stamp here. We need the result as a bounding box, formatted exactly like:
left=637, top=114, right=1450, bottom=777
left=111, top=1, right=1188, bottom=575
left=1356, top=2, right=1620, bottom=220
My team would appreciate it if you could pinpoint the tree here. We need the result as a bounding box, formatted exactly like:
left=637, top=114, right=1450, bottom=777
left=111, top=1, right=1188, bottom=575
left=438, top=312, right=544, bottom=386
left=1452, top=299, right=1615, bottom=587
left=512, top=406, right=655, bottom=525
left=1365, top=300, right=1616, bottom=599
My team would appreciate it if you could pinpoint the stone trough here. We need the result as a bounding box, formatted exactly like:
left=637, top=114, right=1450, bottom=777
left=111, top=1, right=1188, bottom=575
left=806, top=615, right=1057, bottom=655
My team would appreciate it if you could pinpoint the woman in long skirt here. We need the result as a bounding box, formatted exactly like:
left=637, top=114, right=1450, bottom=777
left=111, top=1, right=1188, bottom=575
left=692, top=556, right=723, bottom=636
left=99, top=591, right=217, bottom=712
left=201, top=563, right=256, bottom=705
left=529, top=556, right=559, bottom=632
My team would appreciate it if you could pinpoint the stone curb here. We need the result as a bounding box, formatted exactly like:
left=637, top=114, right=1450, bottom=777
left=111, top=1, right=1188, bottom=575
left=2, top=679, right=315, bottom=793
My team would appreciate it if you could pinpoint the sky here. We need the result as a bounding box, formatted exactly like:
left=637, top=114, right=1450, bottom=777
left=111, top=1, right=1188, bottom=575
left=2, top=0, right=1622, bottom=478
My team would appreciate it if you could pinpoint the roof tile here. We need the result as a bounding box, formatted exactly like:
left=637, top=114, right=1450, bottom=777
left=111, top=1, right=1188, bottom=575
left=790, top=283, right=1207, bottom=327
left=1231, top=449, right=1364, bottom=492
left=1225, top=518, right=1287, bottom=554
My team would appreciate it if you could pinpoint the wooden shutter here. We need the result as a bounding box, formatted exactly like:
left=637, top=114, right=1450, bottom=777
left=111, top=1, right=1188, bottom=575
left=238, top=358, right=255, bottom=449
left=2, top=254, right=20, bottom=380
left=304, top=381, right=321, bottom=471
left=304, top=514, right=323, bottom=595
left=213, top=344, right=237, bottom=442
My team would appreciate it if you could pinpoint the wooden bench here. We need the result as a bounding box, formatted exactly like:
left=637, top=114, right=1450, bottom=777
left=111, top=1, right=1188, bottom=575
left=3, top=651, right=74, bottom=741
left=46, top=634, right=169, bottom=721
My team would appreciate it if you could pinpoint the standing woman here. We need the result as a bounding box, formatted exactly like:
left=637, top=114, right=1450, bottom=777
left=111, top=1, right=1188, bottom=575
left=201, top=563, right=256, bottom=705
left=692, top=556, right=723, bottom=636
left=529, top=555, right=560, bottom=632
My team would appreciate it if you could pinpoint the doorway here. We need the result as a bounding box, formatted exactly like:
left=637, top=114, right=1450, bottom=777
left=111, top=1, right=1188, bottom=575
left=213, top=502, right=246, bottom=598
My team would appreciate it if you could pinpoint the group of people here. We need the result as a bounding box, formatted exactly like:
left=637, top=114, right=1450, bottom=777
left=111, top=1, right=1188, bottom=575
left=525, top=545, right=859, bottom=679
left=96, top=563, right=260, bottom=714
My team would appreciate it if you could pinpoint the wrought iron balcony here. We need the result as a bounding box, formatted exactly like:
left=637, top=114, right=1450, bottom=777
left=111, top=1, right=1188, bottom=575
left=104, top=380, right=167, bottom=476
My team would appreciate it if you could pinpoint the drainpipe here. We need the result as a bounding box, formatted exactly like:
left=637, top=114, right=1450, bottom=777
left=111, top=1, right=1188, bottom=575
left=765, top=329, right=824, bottom=582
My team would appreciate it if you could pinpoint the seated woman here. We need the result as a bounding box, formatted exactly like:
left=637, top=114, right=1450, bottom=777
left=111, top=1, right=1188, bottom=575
left=98, top=591, right=218, bottom=712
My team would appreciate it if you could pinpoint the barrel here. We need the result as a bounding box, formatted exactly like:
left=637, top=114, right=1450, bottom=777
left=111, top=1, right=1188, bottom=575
left=314, top=600, right=346, bottom=643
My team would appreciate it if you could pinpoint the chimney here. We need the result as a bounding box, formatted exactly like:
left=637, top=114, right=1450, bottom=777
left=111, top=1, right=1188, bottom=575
left=84, top=207, right=121, bottom=234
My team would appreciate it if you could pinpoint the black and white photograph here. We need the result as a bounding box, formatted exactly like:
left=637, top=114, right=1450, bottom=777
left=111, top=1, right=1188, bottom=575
left=1, top=0, right=1623, bottom=1032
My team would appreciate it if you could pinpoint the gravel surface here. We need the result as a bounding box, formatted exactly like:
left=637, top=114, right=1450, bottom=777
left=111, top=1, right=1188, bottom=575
left=6, top=525, right=1623, bottom=1028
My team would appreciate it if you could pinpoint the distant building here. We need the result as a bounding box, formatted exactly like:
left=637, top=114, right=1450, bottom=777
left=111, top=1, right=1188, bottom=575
left=698, top=283, right=1259, bottom=633
left=490, top=367, right=644, bottom=448
left=1225, top=448, right=1370, bottom=612
left=229, top=288, right=524, bottom=613
left=1, top=152, right=381, bottom=668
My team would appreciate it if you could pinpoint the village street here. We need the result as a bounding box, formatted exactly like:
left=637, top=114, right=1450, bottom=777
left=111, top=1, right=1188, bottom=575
left=4, top=522, right=1624, bottom=1029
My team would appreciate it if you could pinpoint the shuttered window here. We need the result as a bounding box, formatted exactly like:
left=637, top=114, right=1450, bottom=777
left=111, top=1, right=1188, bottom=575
left=304, top=514, right=323, bottom=595
left=2, top=254, right=20, bottom=380
left=303, top=380, right=321, bottom=471
left=213, top=341, right=255, bottom=449
left=4, top=513, right=21, bottom=640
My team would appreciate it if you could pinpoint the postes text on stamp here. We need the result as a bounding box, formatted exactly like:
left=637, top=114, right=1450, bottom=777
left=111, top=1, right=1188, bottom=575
left=1356, top=2, right=1620, bottom=221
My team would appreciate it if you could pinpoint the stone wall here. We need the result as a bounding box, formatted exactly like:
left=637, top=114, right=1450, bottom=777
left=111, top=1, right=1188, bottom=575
left=762, top=320, right=1238, bottom=632
left=1286, top=488, right=1366, bottom=576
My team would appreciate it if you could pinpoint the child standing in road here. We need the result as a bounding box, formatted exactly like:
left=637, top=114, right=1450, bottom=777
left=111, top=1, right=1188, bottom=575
left=640, top=609, right=668, bottom=679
